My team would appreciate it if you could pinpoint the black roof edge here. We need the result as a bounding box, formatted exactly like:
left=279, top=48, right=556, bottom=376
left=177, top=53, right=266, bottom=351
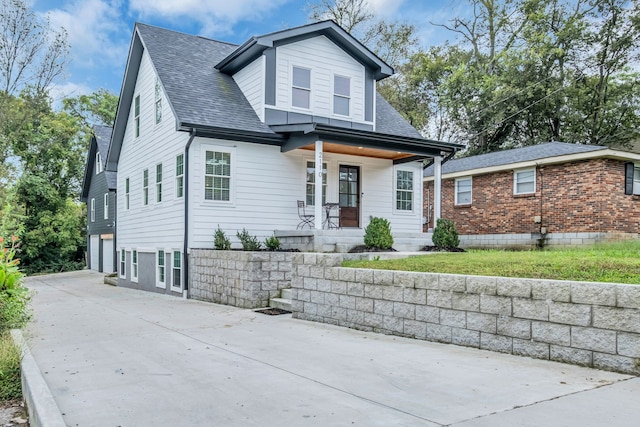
left=182, top=123, right=286, bottom=145
left=80, top=133, right=98, bottom=202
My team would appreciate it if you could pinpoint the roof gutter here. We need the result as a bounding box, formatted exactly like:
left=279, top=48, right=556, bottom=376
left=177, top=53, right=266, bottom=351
left=182, top=129, right=196, bottom=298
left=423, top=150, right=457, bottom=170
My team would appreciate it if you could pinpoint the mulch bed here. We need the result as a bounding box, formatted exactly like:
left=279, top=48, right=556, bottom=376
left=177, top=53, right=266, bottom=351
left=348, top=246, right=397, bottom=253
left=422, top=245, right=466, bottom=252
left=255, top=308, right=292, bottom=315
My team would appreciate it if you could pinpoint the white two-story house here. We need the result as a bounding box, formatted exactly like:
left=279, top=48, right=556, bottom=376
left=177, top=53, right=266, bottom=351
left=106, top=20, right=460, bottom=295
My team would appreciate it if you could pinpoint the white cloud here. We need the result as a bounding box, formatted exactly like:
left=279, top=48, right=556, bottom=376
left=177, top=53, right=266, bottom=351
left=48, top=81, right=92, bottom=109
left=368, top=0, right=405, bottom=18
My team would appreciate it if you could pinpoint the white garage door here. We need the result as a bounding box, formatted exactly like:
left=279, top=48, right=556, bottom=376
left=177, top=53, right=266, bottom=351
left=90, top=235, right=100, bottom=271
left=102, top=238, right=114, bottom=273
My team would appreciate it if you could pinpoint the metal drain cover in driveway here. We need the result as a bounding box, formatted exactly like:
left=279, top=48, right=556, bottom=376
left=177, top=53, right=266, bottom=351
left=255, top=308, right=292, bottom=315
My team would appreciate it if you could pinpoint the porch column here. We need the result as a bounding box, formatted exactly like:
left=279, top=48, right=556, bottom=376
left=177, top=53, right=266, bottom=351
left=314, top=140, right=323, bottom=230
left=433, top=155, right=442, bottom=225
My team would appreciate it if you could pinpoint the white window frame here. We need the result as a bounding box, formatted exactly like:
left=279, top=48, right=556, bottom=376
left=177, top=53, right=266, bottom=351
left=176, top=154, right=184, bottom=198
left=119, top=250, right=126, bottom=279
left=143, top=169, right=149, bottom=206
left=96, top=152, right=103, bottom=174
left=455, top=177, right=472, bottom=205
left=125, top=177, right=130, bottom=210
left=90, top=198, right=95, bottom=222
left=103, top=193, right=109, bottom=219
left=134, top=94, right=140, bottom=138
left=131, top=249, right=138, bottom=282
left=156, top=250, right=165, bottom=288
left=305, top=160, right=327, bottom=207
left=333, top=74, right=350, bottom=117
left=156, top=163, right=162, bottom=203
left=291, top=65, right=311, bottom=110
left=155, top=78, right=162, bottom=125
left=203, top=148, right=234, bottom=203
left=171, top=251, right=182, bottom=292
left=394, top=168, right=414, bottom=212
left=633, top=165, right=640, bottom=195
left=514, top=168, right=536, bottom=195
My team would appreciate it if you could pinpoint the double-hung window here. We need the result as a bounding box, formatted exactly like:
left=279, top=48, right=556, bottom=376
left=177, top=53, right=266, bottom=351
left=96, top=153, right=103, bottom=174
left=634, top=165, right=640, bottom=194
left=103, top=193, right=109, bottom=219
left=90, top=198, right=95, bottom=222
left=514, top=168, right=536, bottom=195
left=119, top=250, right=126, bottom=278
left=292, top=66, right=311, bottom=109
left=156, top=163, right=163, bottom=203
left=125, top=178, right=130, bottom=210
left=305, top=161, right=327, bottom=206
left=333, top=75, right=350, bottom=116
left=157, top=250, right=165, bottom=288
left=155, top=78, right=162, bottom=124
left=205, top=151, right=231, bottom=201
left=396, top=170, right=414, bottom=211
left=131, top=250, right=138, bottom=282
left=143, top=169, right=149, bottom=205
left=134, top=95, right=140, bottom=138
left=176, top=154, right=184, bottom=198
left=172, top=251, right=182, bottom=291
left=455, top=177, right=472, bottom=205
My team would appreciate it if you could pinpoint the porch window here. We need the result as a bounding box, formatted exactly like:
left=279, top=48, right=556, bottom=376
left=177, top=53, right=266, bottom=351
left=90, top=198, right=95, bottom=222
left=292, top=66, right=311, bottom=109
left=143, top=169, right=149, bottom=205
left=455, top=177, right=472, bottom=205
left=396, top=170, right=414, bottom=211
left=131, top=249, right=138, bottom=282
left=514, top=168, right=535, bottom=194
left=155, top=78, right=162, bottom=124
left=134, top=95, right=140, bottom=138
left=156, top=163, right=163, bottom=203
left=119, top=250, right=126, bottom=278
left=157, top=250, right=165, bottom=288
left=333, top=75, right=350, bottom=116
left=125, top=177, right=130, bottom=210
left=176, top=154, right=184, bottom=198
left=172, top=251, right=182, bottom=290
left=103, top=193, right=109, bottom=219
left=306, top=161, right=327, bottom=206
left=205, top=151, right=231, bottom=201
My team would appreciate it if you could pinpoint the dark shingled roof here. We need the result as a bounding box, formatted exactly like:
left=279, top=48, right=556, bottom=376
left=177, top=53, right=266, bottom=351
left=93, top=125, right=117, bottom=190
left=424, top=142, right=607, bottom=177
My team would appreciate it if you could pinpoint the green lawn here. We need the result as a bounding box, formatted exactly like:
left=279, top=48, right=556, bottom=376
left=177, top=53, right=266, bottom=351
left=342, top=241, right=640, bottom=284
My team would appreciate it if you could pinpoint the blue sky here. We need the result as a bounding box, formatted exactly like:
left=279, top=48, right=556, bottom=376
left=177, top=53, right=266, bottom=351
left=32, top=0, right=466, bottom=102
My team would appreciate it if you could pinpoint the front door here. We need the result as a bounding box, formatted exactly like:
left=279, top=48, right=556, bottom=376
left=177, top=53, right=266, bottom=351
left=339, top=165, right=360, bottom=228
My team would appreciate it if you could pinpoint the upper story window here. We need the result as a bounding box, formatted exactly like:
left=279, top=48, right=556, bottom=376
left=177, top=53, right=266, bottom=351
left=96, top=152, right=103, bottom=174
left=125, top=177, right=130, bottom=210
left=90, top=198, right=95, bottom=222
left=306, top=161, right=327, bottom=206
left=514, top=168, right=536, bottom=195
left=103, top=193, right=109, bottom=219
left=176, top=154, right=184, bottom=198
left=396, top=170, right=414, bottom=211
left=292, top=66, right=311, bottom=109
left=155, top=78, right=162, bottom=124
left=134, top=95, right=140, bottom=138
left=205, top=151, right=231, bottom=201
left=143, top=169, right=149, bottom=205
left=156, top=163, right=163, bottom=203
left=333, top=75, right=350, bottom=116
left=455, top=177, right=472, bottom=205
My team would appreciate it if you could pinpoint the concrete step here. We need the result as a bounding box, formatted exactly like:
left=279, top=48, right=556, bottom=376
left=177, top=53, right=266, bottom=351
left=269, top=297, right=292, bottom=311
left=280, top=288, right=292, bottom=300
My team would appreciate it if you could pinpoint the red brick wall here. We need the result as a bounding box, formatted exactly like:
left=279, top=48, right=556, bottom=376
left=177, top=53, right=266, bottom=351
left=423, top=158, right=640, bottom=235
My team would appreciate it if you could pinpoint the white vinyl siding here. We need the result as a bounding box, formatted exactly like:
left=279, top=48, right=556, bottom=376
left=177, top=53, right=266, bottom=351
left=395, top=169, right=414, bottom=212
left=455, top=177, right=472, bottom=205
left=233, top=56, right=264, bottom=121
left=90, top=198, right=95, bottom=222
left=514, top=168, right=536, bottom=195
left=131, top=249, right=138, bottom=282
left=156, top=250, right=165, bottom=288
left=103, top=193, right=109, bottom=219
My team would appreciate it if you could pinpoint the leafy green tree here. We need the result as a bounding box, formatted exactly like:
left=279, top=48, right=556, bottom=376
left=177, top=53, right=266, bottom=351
left=63, top=88, right=118, bottom=128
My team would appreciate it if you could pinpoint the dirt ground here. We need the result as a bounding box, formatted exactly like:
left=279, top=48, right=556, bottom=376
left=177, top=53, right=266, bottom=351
left=0, top=400, right=27, bottom=426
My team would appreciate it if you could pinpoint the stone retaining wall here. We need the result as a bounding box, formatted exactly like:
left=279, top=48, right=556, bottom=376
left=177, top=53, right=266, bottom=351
left=460, top=232, right=638, bottom=249
left=290, top=253, right=640, bottom=375
left=190, top=250, right=293, bottom=308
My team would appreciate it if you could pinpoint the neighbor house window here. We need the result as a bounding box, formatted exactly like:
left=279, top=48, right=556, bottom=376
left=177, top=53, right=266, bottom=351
left=155, top=78, right=162, bottom=124
left=455, top=177, right=472, bottom=205
left=125, top=177, right=130, bottom=210
left=143, top=169, right=149, bottom=205
left=333, top=75, right=350, bottom=116
left=306, top=161, right=327, bottom=206
left=514, top=168, right=536, bottom=194
left=96, top=152, right=103, bottom=174
left=172, top=251, right=182, bottom=290
left=396, top=170, right=414, bottom=211
left=134, top=95, right=140, bottom=138
left=119, top=250, right=126, bottom=278
left=204, top=151, right=231, bottom=201
left=634, top=165, right=640, bottom=194
left=156, top=250, right=165, bottom=288
left=103, top=193, right=109, bottom=219
left=90, top=198, right=95, bottom=222
left=176, top=154, right=184, bottom=198
left=292, top=66, right=311, bottom=109
left=131, top=249, right=138, bottom=282
left=156, top=163, right=163, bottom=203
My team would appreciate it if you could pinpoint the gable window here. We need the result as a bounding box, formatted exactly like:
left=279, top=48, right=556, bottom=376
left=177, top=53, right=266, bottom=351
left=176, top=154, right=184, bottom=198
left=155, top=78, right=162, bottom=124
left=119, top=250, right=126, bottom=278
left=143, top=169, right=149, bottom=205
left=156, top=250, right=165, bottom=288
left=131, top=250, right=138, bottom=282
left=90, top=198, right=95, bottom=222
left=306, top=161, right=327, bottom=206
left=333, top=75, right=350, bottom=116
left=172, top=251, right=182, bottom=291
left=103, top=193, right=109, bottom=219
left=292, top=66, right=311, bottom=109
left=125, top=177, right=130, bottom=210
left=156, top=163, right=163, bottom=203
left=96, top=152, right=103, bottom=174
left=455, top=177, right=472, bottom=205
left=205, top=151, right=231, bottom=201
left=396, top=170, right=414, bottom=211
left=514, top=168, right=536, bottom=195
left=134, top=95, right=140, bottom=138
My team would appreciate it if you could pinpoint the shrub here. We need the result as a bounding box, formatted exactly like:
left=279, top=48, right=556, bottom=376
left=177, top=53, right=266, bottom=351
left=213, top=226, right=231, bottom=250
left=432, top=218, right=460, bottom=249
left=0, top=332, right=21, bottom=400
left=264, top=235, right=281, bottom=251
left=363, top=217, right=394, bottom=250
left=0, top=235, right=30, bottom=332
left=236, top=228, right=262, bottom=251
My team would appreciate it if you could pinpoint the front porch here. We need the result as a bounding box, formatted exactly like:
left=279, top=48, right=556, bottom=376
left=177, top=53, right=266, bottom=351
left=274, top=228, right=433, bottom=253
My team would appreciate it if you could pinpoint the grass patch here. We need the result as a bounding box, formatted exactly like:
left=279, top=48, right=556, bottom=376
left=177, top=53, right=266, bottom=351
left=0, top=333, right=21, bottom=401
left=342, top=240, right=640, bottom=284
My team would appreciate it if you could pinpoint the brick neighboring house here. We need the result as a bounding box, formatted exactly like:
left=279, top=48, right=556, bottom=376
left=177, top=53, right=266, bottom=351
left=423, top=142, right=640, bottom=248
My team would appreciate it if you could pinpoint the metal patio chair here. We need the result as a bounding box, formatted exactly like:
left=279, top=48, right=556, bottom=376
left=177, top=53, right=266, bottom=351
left=297, top=200, right=314, bottom=229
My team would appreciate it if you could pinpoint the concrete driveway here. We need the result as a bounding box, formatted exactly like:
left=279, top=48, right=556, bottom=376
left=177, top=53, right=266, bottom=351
left=24, top=270, right=639, bottom=426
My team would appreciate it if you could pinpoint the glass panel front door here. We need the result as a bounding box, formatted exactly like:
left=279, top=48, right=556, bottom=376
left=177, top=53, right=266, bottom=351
left=339, top=165, right=360, bottom=228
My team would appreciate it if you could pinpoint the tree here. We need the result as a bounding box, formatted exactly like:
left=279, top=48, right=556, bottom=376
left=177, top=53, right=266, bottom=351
left=63, top=89, right=118, bottom=129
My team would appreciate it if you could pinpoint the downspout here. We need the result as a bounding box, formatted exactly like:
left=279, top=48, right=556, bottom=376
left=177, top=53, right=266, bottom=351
left=183, top=129, right=197, bottom=298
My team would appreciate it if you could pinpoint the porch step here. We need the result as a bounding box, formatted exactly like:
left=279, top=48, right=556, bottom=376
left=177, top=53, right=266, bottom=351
left=269, top=288, right=292, bottom=311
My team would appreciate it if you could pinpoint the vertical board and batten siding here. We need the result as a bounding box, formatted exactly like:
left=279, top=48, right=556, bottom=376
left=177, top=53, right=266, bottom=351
left=233, top=56, right=265, bottom=121
left=86, top=172, right=115, bottom=235
left=117, top=50, right=188, bottom=251
left=275, top=36, right=367, bottom=124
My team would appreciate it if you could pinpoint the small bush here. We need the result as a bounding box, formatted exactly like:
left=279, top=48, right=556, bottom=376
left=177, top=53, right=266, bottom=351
left=363, top=217, right=394, bottom=250
left=0, top=236, right=30, bottom=332
left=432, top=218, right=460, bottom=249
left=214, top=226, right=231, bottom=250
left=0, top=332, right=21, bottom=400
left=264, top=235, right=281, bottom=251
left=236, top=228, right=262, bottom=251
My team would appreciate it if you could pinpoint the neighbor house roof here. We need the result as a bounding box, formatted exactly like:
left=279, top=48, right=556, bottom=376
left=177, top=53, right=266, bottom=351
left=81, top=126, right=115, bottom=202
